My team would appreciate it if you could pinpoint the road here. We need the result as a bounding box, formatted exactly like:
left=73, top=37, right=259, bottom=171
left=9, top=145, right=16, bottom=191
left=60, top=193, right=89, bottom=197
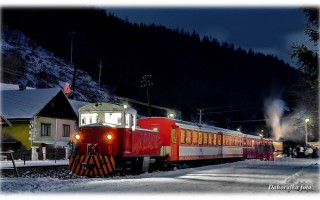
left=1, top=158, right=319, bottom=194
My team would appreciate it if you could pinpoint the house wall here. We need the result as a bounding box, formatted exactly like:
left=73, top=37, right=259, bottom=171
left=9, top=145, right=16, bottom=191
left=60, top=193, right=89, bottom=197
left=1, top=123, right=31, bottom=150
left=33, top=116, right=56, bottom=145
left=56, top=118, right=77, bottom=147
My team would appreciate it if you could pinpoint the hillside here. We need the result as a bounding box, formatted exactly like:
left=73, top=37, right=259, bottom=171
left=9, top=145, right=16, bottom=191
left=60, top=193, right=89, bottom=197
left=1, top=25, right=109, bottom=103
left=1, top=8, right=302, bottom=132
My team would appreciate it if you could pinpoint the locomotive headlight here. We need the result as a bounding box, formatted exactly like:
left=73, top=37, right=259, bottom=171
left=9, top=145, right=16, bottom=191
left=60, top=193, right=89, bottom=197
left=106, top=134, right=112, bottom=140
left=75, top=134, right=81, bottom=140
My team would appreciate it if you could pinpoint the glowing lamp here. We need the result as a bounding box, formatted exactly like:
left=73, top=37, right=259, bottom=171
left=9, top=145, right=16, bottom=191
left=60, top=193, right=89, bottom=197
left=75, top=134, right=80, bottom=140
left=106, top=134, right=112, bottom=140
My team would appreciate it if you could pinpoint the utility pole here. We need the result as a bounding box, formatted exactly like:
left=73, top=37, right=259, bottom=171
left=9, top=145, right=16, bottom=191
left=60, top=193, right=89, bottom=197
left=140, top=74, right=153, bottom=116
left=98, top=60, right=103, bottom=86
left=69, top=31, right=76, bottom=99
left=197, top=109, right=203, bottom=124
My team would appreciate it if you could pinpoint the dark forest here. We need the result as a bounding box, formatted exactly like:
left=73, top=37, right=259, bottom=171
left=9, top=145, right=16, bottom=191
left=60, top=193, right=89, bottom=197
left=1, top=8, right=301, bottom=134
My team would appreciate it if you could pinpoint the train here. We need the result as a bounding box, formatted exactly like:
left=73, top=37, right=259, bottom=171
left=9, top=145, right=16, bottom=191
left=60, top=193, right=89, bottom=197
left=69, top=102, right=274, bottom=177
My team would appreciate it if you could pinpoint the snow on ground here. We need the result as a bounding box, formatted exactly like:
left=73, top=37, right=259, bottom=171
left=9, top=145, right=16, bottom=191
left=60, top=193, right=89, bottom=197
left=0, top=158, right=319, bottom=195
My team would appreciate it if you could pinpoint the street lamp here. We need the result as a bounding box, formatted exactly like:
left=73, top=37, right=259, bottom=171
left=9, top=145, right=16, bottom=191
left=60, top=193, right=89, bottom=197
left=305, top=118, right=310, bottom=145
left=140, top=74, right=153, bottom=116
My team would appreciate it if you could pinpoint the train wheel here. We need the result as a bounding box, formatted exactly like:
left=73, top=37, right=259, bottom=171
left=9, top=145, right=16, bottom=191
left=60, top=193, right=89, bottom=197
left=69, top=155, right=115, bottom=177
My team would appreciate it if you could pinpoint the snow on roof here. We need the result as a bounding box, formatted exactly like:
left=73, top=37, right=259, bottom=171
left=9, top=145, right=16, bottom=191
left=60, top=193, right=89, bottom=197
left=0, top=83, right=34, bottom=90
left=68, top=99, right=90, bottom=116
left=1, top=88, right=62, bottom=119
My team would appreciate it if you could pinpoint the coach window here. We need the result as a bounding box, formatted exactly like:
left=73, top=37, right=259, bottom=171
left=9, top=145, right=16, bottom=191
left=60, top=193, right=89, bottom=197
left=217, top=134, right=222, bottom=145
left=208, top=133, right=213, bottom=145
left=180, top=129, right=186, bottom=144
left=232, top=136, right=235, bottom=146
left=186, top=130, right=192, bottom=144
left=213, top=134, right=217, bottom=145
left=223, top=135, right=226, bottom=145
left=198, top=132, right=203, bottom=145
left=192, top=131, right=198, bottom=144
left=203, top=133, right=208, bottom=145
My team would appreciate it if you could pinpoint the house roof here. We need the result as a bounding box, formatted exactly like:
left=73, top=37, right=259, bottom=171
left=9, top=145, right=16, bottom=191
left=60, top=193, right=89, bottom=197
left=68, top=99, right=90, bottom=117
left=1, top=88, right=65, bottom=119
left=0, top=113, right=11, bottom=127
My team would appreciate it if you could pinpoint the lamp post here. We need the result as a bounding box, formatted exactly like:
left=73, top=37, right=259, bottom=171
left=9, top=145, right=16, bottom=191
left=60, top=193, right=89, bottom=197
left=140, top=74, right=153, bottom=116
left=305, top=118, right=310, bottom=146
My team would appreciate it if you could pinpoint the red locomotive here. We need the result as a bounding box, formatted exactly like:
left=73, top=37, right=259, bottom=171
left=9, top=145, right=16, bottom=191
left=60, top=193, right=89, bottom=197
left=69, top=103, right=274, bottom=177
left=69, top=103, right=161, bottom=177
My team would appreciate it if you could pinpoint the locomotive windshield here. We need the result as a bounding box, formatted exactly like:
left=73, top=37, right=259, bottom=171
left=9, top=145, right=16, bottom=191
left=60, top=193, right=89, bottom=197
left=80, top=112, right=123, bottom=126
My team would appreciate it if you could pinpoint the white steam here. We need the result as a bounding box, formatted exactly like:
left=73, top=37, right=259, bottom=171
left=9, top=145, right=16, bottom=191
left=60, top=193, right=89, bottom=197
left=264, top=99, right=291, bottom=140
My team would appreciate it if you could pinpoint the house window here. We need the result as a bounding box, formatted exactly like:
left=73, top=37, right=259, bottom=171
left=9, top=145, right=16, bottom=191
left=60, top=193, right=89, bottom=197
left=63, top=124, right=70, bottom=137
left=41, top=123, right=51, bottom=136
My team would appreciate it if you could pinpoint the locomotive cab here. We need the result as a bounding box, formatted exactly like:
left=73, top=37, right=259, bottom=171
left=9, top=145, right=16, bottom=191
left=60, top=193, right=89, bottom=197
left=73, top=103, right=137, bottom=156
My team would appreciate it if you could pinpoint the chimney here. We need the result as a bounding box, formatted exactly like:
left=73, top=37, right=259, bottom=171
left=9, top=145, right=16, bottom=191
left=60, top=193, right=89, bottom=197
left=19, top=84, right=26, bottom=91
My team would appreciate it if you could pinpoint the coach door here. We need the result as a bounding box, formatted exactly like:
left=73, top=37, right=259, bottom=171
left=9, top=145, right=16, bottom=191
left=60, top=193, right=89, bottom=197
left=217, top=132, right=223, bottom=158
left=124, top=113, right=134, bottom=153
left=170, top=127, right=179, bottom=160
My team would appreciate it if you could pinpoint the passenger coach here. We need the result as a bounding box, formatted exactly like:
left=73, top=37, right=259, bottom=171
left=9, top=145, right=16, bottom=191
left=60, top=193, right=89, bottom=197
left=137, top=117, right=244, bottom=163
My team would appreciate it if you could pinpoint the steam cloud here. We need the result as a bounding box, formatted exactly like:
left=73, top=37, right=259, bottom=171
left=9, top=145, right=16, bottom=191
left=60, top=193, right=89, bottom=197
left=264, top=98, right=291, bottom=140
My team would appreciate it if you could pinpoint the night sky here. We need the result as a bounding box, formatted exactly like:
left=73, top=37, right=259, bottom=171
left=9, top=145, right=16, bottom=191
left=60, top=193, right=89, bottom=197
left=106, top=7, right=311, bottom=67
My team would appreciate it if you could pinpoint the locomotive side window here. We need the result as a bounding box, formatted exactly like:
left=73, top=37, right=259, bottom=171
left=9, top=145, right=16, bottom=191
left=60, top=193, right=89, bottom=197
left=186, top=130, right=192, bottom=144
left=180, top=129, right=186, bottom=144
left=192, top=131, right=198, bottom=145
left=104, top=112, right=122, bottom=125
left=208, top=133, right=213, bottom=145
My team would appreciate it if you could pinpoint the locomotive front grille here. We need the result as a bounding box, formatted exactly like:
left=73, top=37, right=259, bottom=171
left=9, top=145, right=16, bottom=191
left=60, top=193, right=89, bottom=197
left=87, top=143, right=98, bottom=155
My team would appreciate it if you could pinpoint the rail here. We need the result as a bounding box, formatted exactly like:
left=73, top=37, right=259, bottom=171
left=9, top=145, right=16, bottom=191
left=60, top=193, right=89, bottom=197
left=0, top=150, right=19, bottom=177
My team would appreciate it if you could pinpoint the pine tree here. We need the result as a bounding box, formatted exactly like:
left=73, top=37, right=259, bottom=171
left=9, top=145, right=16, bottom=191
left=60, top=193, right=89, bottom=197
left=290, top=8, right=319, bottom=141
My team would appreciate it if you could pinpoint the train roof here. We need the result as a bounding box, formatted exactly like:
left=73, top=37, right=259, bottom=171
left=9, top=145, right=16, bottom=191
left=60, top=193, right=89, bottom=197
left=139, top=117, right=243, bottom=136
left=79, top=102, right=136, bottom=114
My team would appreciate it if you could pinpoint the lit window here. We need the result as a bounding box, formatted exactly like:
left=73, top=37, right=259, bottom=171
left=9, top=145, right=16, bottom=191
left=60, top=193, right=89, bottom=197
left=199, top=132, right=203, bottom=145
left=80, top=113, right=98, bottom=125
left=192, top=131, right=198, bottom=144
left=171, top=129, right=176, bottom=144
left=203, top=133, right=208, bottom=145
left=104, top=112, right=122, bottom=125
left=208, top=134, right=213, bottom=145
left=180, top=129, right=186, bottom=144
left=186, top=130, right=192, bottom=144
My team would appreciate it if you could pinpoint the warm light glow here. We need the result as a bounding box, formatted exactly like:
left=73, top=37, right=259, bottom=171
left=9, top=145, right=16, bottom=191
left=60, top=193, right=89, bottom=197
left=75, top=134, right=80, bottom=140
left=107, top=134, right=112, bottom=140
left=305, top=118, right=310, bottom=123
left=123, top=104, right=128, bottom=109
left=259, top=134, right=263, bottom=137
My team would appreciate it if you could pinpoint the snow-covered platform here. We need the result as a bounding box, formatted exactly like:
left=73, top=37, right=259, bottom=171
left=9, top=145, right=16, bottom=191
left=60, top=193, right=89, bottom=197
left=0, top=159, right=69, bottom=169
